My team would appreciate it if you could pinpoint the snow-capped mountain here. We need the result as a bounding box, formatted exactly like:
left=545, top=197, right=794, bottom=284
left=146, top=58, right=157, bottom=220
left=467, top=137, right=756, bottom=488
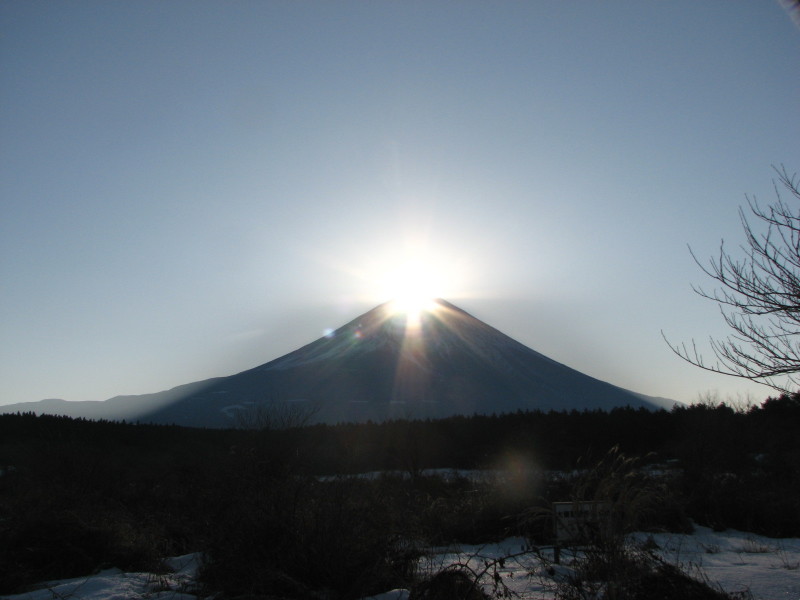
left=2, top=299, right=674, bottom=427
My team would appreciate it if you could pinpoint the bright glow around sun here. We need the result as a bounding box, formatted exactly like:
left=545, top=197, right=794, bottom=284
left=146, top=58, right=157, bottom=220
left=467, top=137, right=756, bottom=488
left=381, top=258, right=441, bottom=317
left=320, top=230, right=477, bottom=318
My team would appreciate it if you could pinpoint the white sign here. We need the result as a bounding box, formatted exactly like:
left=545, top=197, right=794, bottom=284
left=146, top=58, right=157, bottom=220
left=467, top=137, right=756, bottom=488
left=553, top=501, right=609, bottom=544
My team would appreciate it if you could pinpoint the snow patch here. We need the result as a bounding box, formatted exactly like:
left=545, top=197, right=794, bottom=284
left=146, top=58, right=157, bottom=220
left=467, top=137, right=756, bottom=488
left=5, top=531, right=799, bottom=600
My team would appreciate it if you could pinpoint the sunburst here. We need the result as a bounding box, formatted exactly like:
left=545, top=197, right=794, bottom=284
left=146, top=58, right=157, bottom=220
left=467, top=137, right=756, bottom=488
left=380, top=258, right=442, bottom=325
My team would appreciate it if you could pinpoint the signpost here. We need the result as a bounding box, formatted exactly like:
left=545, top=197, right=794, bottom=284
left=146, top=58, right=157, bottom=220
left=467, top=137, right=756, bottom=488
left=552, top=501, right=609, bottom=563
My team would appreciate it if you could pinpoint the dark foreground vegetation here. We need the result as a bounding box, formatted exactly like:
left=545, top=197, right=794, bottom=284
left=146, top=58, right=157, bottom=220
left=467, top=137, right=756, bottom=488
left=1, top=394, right=798, bottom=598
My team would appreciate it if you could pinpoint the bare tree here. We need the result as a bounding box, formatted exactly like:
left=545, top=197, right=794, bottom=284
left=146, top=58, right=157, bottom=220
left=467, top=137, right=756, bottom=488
left=665, top=166, right=800, bottom=392
left=781, top=0, right=800, bottom=31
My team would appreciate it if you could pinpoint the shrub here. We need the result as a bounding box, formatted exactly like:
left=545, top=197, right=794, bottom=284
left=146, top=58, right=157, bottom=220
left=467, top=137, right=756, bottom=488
left=200, top=474, right=421, bottom=599
left=411, top=567, right=488, bottom=600
left=0, top=510, right=163, bottom=594
left=550, top=449, right=741, bottom=600
left=555, top=546, right=735, bottom=600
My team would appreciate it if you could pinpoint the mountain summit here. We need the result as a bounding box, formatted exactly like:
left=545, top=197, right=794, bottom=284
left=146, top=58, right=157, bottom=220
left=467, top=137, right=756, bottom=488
left=4, top=299, right=673, bottom=426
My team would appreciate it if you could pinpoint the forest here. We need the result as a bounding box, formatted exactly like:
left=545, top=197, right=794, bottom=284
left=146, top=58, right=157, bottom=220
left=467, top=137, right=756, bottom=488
left=1, top=395, right=799, bottom=598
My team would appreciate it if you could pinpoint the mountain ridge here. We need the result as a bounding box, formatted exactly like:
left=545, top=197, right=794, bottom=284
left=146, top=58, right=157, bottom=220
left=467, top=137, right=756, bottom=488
left=1, top=299, right=675, bottom=426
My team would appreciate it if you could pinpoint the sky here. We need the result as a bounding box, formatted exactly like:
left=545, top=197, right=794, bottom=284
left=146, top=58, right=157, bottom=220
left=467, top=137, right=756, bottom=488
left=1, top=1, right=799, bottom=408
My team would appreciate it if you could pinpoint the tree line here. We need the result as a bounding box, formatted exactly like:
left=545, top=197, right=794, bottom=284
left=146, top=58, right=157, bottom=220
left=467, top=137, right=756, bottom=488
left=1, top=395, right=798, bottom=596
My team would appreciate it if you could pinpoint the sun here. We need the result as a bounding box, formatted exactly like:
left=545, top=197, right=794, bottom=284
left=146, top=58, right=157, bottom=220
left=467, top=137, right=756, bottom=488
left=390, top=291, right=440, bottom=318
left=346, top=238, right=470, bottom=320
left=380, top=258, right=442, bottom=318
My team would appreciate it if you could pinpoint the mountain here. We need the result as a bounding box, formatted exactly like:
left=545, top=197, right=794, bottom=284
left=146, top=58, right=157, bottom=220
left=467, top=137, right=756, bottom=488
left=2, top=300, right=675, bottom=427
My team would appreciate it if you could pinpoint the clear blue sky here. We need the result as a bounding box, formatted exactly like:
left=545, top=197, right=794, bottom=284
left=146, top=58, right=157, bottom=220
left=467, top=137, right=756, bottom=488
left=2, top=1, right=799, bottom=407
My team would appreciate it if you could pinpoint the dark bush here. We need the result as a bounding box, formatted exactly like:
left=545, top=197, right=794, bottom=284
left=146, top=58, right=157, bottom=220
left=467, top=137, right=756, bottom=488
left=0, top=510, right=162, bottom=593
left=200, top=474, right=420, bottom=599
left=556, top=547, right=735, bottom=600
left=411, top=567, right=488, bottom=600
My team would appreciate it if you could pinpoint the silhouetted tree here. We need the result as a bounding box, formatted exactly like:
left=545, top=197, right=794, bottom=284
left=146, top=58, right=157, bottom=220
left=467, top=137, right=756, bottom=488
left=666, top=166, right=800, bottom=392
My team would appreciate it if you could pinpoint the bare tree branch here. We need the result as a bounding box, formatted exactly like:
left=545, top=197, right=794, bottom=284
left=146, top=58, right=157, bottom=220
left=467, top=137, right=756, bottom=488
left=666, top=166, right=800, bottom=392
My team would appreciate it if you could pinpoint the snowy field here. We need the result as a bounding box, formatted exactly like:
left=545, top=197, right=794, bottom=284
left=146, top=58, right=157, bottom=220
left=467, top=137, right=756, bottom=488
left=4, top=526, right=799, bottom=600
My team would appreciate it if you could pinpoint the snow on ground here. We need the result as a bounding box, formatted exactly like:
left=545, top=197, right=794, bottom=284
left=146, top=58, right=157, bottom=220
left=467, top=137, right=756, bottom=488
left=2, top=554, right=201, bottom=600
left=3, top=528, right=799, bottom=600
left=630, top=526, right=800, bottom=600
left=414, top=528, right=800, bottom=600
left=410, top=537, right=555, bottom=599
